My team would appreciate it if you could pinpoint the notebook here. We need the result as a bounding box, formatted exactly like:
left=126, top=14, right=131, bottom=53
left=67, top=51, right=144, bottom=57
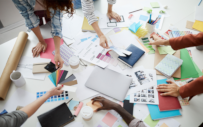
left=155, top=54, right=183, bottom=78
left=157, top=79, right=182, bottom=111
left=118, top=44, right=145, bottom=68
left=82, top=17, right=99, bottom=32
left=38, top=103, right=74, bottom=127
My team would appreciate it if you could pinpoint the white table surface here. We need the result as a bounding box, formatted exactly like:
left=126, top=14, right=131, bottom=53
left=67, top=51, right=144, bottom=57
left=1, top=0, right=203, bottom=127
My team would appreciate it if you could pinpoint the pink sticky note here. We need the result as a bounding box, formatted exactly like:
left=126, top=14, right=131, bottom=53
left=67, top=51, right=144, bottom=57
left=40, top=38, right=64, bottom=63
left=102, top=112, right=118, bottom=127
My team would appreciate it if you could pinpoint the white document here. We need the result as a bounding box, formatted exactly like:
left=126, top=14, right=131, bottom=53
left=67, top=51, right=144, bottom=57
left=195, top=6, right=203, bottom=22
left=74, top=66, right=99, bottom=101
left=109, top=30, right=144, bottom=50
left=58, top=85, right=77, bottom=92
left=76, top=36, right=108, bottom=68
left=62, top=14, right=83, bottom=40
left=17, top=56, right=51, bottom=80
left=3, top=88, right=35, bottom=112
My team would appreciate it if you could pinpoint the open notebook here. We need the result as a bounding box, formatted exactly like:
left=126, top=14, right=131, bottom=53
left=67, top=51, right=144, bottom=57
left=155, top=54, right=183, bottom=78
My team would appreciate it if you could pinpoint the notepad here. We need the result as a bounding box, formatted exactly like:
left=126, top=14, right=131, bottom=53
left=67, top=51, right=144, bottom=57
left=155, top=54, right=183, bottom=78
left=158, top=46, right=176, bottom=55
left=82, top=17, right=99, bottom=32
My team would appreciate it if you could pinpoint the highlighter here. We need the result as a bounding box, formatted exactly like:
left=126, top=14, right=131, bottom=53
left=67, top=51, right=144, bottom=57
left=74, top=102, right=83, bottom=117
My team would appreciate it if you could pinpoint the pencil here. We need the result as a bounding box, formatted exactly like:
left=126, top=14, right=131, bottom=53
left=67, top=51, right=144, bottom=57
left=129, top=9, right=142, bottom=14
left=198, top=0, right=202, bottom=6
left=66, top=98, right=73, bottom=104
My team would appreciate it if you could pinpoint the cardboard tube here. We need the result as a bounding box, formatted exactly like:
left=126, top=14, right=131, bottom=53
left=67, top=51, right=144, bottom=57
left=0, top=32, right=28, bottom=100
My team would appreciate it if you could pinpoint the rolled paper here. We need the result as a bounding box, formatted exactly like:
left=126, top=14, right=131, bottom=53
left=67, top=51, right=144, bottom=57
left=0, top=32, right=28, bottom=100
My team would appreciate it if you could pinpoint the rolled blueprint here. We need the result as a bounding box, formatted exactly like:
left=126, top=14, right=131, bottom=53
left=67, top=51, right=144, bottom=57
left=0, top=32, right=28, bottom=100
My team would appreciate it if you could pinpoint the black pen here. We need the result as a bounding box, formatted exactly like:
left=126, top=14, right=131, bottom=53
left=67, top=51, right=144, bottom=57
left=66, top=98, right=73, bottom=104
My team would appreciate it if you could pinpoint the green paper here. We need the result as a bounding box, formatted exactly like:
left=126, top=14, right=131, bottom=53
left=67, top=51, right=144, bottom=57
left=158, top=46, right=176, bottom=55
left=159, top=10, right=165, bottom=14
left=143, top=7, right=151, bottom=11
left=147, top=10, right=152, bottom=14
left=192, top=60, right=203, bottom=77
left=150, top=2, right=160, bottom=8
left=144, top=114, right=159, bottom=127
left=174, top=49, right=199, bottom=80
left=51, top=72, right=57, bottom=86
left=118, top=125, right=122, bottom=127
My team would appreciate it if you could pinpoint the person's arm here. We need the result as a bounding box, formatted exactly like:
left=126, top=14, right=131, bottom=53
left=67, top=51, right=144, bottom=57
left=0, top=86, right=64, bottom=127
left=20, top=85, right=64, bottom=117
left=91, top=97, right=146, bottom=127
left=157, top=77, right=203, bottom=100
left=12, top=0, right=47, bottom=57
left=149, top=33, right=203, bottom=50
left=49, top=9, right=64, bottom=69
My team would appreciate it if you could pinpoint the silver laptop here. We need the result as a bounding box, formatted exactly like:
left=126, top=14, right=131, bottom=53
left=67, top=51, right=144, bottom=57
left=85, top=66, right=132, bottom=101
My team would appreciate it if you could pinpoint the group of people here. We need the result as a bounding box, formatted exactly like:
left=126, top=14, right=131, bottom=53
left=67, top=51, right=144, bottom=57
left=1, top=0, right=203, bottom=127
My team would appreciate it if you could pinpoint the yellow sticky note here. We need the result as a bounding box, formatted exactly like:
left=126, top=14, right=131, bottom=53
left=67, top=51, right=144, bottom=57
left=160, top=123, right=169, bottom=127
left=192, top=20, right=203, bottom=32
left=86, top=100, right=102, bottom=111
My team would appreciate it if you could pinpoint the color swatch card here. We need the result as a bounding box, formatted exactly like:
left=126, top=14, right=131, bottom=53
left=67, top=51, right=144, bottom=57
left=168, top=31, right=192, bottom=38
left=52, top=43, right=74, bottom=66
left=155, top=54, right=183, bottom=78
left=48, top=70, right=78, bottom=92
left=36, top=91, right=69, bottom=103
left=141, top=37, right=155, bottom=54
left=158, top=46, right=176, bottom=55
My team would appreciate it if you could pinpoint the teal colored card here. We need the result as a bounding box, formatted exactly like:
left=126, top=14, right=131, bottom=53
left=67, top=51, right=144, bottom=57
left=48, top=74, right=55, bottom=86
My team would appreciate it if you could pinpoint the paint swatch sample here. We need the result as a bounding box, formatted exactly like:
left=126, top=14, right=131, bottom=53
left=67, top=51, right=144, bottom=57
left=102, top=112, right=118, bottom=127
left=141, top=37, right=155, bottom=54
left=96, top=53, right=118, bottom=66
left=36, top=91, right=69, bottom=103
left=113, top=27, right=121, bottom=33
left=168, top=31, right=192, bottom=38
left=52, top=43, right=74, bottom=66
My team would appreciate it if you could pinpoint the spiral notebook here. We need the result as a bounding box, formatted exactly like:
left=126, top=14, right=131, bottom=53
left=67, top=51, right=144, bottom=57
left=155, top=54, right=183, bottom=78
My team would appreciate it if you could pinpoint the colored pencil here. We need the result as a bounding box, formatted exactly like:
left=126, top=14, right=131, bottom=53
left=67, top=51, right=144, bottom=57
left=129, top=9, right=142, bottom=14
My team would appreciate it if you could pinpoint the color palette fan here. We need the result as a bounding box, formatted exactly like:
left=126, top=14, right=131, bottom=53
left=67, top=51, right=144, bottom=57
left=48, top=70, right=77, bottom=86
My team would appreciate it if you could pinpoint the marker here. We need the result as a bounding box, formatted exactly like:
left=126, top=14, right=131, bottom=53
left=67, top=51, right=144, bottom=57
left=149, top=14, right=152, bottom=23
left=198, top=0, right=202, bottom=6
left=74, top=102, right=83, bottom=117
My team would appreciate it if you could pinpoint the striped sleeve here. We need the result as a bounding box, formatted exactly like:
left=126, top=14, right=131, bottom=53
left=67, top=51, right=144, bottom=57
left=81, top=0, right=116, bottom=25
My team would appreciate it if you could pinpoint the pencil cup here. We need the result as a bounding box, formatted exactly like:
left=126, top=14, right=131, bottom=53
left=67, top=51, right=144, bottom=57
left=10, top=70, right=25, bottom=87
left=146, top=22, right=155, bottom=33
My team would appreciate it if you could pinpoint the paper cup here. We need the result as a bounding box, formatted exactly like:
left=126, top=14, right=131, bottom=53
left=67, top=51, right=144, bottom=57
left=146, top=22, right=155, bottom=33
left=69, top=56, right=80, bottom=70
left=81, top=106, right=93, bottom=121
left=10, top=70, right=25, bottom=87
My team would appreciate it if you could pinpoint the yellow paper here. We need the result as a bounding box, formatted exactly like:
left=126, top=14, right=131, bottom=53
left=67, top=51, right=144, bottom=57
left=192, top=20, right=203, bottom=32
left=82, top=17, right=99, bottom=32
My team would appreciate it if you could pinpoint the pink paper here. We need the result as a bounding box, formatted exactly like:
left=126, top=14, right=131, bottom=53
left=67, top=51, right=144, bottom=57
left=40, top=38, right=64, bottom=63
left=102, top=112, right=118, bottom=127
left=58, top=70, right=64, bottom=84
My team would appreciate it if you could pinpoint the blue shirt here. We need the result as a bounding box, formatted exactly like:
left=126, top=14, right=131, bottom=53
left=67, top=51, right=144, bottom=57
left=12, top=0, right=63, bottom=38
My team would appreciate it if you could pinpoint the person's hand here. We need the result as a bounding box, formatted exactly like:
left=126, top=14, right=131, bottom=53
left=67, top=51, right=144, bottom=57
left=91, top=96, right=119, bottom=112
left=107, top=11, right=121, bottom=22
left=47, top=85, right=64, bottom=97
left=99, top=35, right=109, bottom=49
left=32, top=42, right=47, bottom=57
left=54, top=54, right=64, bottom=70
left=149, top=35, right=169, bottom=46
left=156, top=80, right=180, bottom=97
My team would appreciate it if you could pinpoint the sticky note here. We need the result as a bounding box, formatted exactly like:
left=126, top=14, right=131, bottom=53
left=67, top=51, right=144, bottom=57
left=192, top=20, right=203, bottom=32
left=150, top=2, right=160, bottom=8
left=68, top=100, right=80, bottom=110
left=143, top=7, right=151, bottom=12
left=144, top=114, right=159, bottom=127
left=102, top=112, right=118, bottom=127
left=113, top=27, right=121, bottom=33
left=118, top=125, right=122, bottom=127
left=139, top=15, right=148, bottom=21
left=160, top=123, right=169, bottom=127
left=86, top=100, right=102, bottom=111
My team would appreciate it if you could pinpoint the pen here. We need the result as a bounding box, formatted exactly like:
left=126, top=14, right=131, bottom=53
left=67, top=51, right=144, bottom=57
left=198, top=0, right=202, bottom=6
left=149, top=14, right=152, bottom=24
left=129, top=9, right=142, bottom=14
left=66, top=98, right=73, bottom=104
